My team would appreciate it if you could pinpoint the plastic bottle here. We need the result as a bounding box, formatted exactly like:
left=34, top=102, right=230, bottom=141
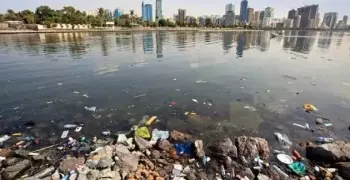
left=272, top=165, right=289, bottom=180
left=220, top=165, right=226, bottom=179
left=316, top=137, right=334, bottom=143
left=323, top=123, right=333, bottom=127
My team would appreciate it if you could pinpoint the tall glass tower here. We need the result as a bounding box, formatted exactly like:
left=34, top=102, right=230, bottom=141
left=240, top=0, right=248, bottom=23
left=156, top=0, right=163, bottom=20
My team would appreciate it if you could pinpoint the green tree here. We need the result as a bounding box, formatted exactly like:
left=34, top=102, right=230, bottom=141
left=97, top=7, right=105, bottom=27
left=130, top=10, right=135, bottom=24
left=0, top=14, right=4, bottom=22
left=205, top=17, right=212, bottom=27
left=158, top=19, right=166, bottom=27
left=20, top=10, right=35, bottom=24
left=35, top=6, right=55, bottom=24
left=5, top=9, right=19, bottom=21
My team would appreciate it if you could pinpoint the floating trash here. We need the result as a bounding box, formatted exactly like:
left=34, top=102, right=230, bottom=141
left=73, top=91, right=80, bottom=94
left=46, top=101, right=53, bottom=104
left=82, top=94, right=89, bottom=98
left=244, top=105, right=257, bottom=111
left=132, top=94, right=147, bottom=99
left=342, top=82, right=350, bottom=86
left=57, top=83, right=63, bottom=86
left=84, top=106, right=96, bottom=112
left=277, top=154, right=293, bottom=165
left=75, top=126, right=82, bottom=132
left=192, top=99, right=199, bottom=103
left=196, top=80, right=208, bottom=84
left=64, top=124, right=78, bottom=129
left=303, top=104, right=318, bottom=112
left=60, top=130, right=69, bottom=139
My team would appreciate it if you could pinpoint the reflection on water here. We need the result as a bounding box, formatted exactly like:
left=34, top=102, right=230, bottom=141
left=0, top=31, right=350, bottom=145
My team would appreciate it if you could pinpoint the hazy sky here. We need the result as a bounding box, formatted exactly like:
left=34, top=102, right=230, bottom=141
left=1, top=0, right=349, bottom=19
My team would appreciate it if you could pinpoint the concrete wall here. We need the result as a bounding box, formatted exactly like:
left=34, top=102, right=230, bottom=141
left=0, top=23, right=9, bottom=29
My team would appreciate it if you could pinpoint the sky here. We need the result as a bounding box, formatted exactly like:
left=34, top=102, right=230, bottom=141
left=1, top=0, right=349, bottom=19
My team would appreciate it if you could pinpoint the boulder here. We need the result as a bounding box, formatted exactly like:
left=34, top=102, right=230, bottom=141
left=151, top=150, right=162, bottom=159
left=194, top=140, right=205, bottom=157
left=306, top=141, right=350, bottom=163
left=96, top=157, right=114, bottom=169
left=104, top=145, right=114, bottom=158
left=114, top=145, right=140, bottom=172
left=13, top=149, right=30, bottom=158
left=235, top=136, right=270, bottom=160
left=87, top=169, right=99, bottom=180
left=77, top=165, right=90, bottom=180
left=98, top=168, right=121, bottom=179
left=0, top=148, right=12, bottom=157
left=59, top=156, right=85, bottom=173
left=208, top=138, right=237, bottom=158
left=2, top=159, right=31, bottom=179
left=134, top=136, right=152, bottom=150
left=158, top=140, right=172, bottom=151
left=170, top=130, right=192, bottom=141
left=3, top=157, right=23, bottom=166
left=335, top=162, right=350, bottom=179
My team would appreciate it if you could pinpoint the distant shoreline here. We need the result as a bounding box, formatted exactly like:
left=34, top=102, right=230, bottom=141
left=0, top=27, right=349, bottom=34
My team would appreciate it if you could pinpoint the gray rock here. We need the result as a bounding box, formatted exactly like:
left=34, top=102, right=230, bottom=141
left=140, top=158, right=155, bottom=170
left=85, top=159, right=98, bottom=169
left=158, top=139, right=172, bottom=151
left=103, top=145, right=113, bottom=158
left=114, top=145, right=140, bottom=172
left=134, top=136, right=152, bottom=150
left=13, top=149, right=30, bottom=158
left=335, top=162, right=350, bottom=179
left=59, top=157, right=85, bottom=173
left=151, top=150, right=162, bottom=159
left=69, top=172, right=78, bottom=180
left=187, top=172, right=197, bottom=180
left=244, top=168, right=255, bottom=180
left=156, top=159, right=169, bottom=165
left=2, top=159, right=31, bottom=179
left=98, top=169, right=121, bottom=179
left=235, top=136, right=270, bottom=160
left=96, top=157, right=114, bottom=169
left=3, top=157, right=23, bottom=166
left=306, top=141, right=350, bottom=163
left=316, top=118, right=324, bottom=124
left=87, top=169, right=99, bottom=180
left=77, top=165, right=90, bottom=180
left=257, top=174, right=270, bottom=180
left=194, top=140, right=205, bottom=157
left=33, top=166, right=56, bottom=179
left=209, top=138, right=237, bottom=158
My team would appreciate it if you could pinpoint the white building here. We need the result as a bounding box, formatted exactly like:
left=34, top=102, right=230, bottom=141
left=262, top=17, right=272, bottom=27
left=156, top=0, right=163, bottom=20
left=226, top=3, right=234, bottom=14
left=284, top=19, right=294, bottom=28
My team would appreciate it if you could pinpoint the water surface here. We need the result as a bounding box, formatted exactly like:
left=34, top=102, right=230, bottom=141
left=0, top=31, right=350, bottom=147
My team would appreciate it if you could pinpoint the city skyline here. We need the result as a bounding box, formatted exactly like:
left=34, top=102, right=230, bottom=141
left=1, top=0, right=349, bottom=20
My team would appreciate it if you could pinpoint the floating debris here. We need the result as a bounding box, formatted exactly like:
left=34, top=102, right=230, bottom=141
left=244, top=105, right=257, bottom=111
left=342, top=82, right=350, bottom=86
left=282, top=75, right=297, bottom=80
left=60, top=130, right=69, bottom=139
left=46, top=101, right=53, bottom=104
left=192, top=99, right=199, bottom=103
left=73, top=91, right=80, bottom=94
left=82, top=94, right=89, bottom=98
left=57, top=83, right=63, bottom=86
left=303, top=104, right=318, bottom=112
left=196, top=80, right=208, bottom=84
left=13, top=106, right=19, bottom=110
left=132, top=94, right=147, bottom=99
left=84, top=106, right=96, bottom=112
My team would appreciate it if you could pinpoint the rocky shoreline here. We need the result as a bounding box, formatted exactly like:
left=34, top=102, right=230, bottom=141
left=0, top=119, right=349, bottom=180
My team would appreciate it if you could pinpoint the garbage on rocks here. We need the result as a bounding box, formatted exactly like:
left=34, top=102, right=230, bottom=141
left=135, top=126, right=151, bottom=139
left=101, top=130, right=111, bottom=136
left=60, top=130, right=69, bottom=139
left=277, top=154, right=293, bottom=164
left=174, top=142, right=193, bottom=156
left=292, top=150, right=303, bottom=160
left=150, top=129, right=169, bottom=144
left=288, top=162, right=306, bottom=175
left=0, top=134, right=11, bottom=144
left=117, top=134, right=128, bottom=143
left=315, top=137, right=334, bottom=144
left=274, top=132, right=292, bottom=147
left=172, top=164, right=183, bottom=176
left=293, top=123, right=313, bottom=131
left=64, top=124, right=78, bottom=129
left=323, top=123, right=333, bottom=127
left=132, top=94, right=147, bottom=99
left=303, top=104, right=318, bottom=112
left=84, top=106, right=96, bottom=112
left=75, top=126, right=82, bottom=132
left=145, top=116, right=157, bottom=126
left=12, top=133, right=21, bottom=136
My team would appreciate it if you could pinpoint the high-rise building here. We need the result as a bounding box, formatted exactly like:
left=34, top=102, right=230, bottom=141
left=284, top=19, right=294, bottom=28
left=113, top=8, right=123, bottom=19
left=143, top=4, right=153, bottom=21
left=240, top=0, right=248, bottom=24
left=259, top=11, right=265, bottom=22
left=156, top=0, right=163, bottom=20
left=262, top=17, right=272, bottom=27
left=226, top=3, right=234, bottom=14
left=225, top=11, right=235, bottom=27
left=198, top=16, right=205, bottom=26
left=104, top=9, right=113, bottom=21
left=294, top=15, right=301, bottom=28
left=343, top=15, right=348, bottom=25
left=314, top=12, right=320, bottom=28
left=254, top=11, right=260, bottom=26
left=297, top=4, right=319, bottom=29
left=178, top=9, right=186, bottom=24
left=323, top=12, right=338, bottom=29
left=142, top=1, right=145, bottom=20
left=288, top=9, right=298, bottom=19
left=247, top=8, right=254, bottom=23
